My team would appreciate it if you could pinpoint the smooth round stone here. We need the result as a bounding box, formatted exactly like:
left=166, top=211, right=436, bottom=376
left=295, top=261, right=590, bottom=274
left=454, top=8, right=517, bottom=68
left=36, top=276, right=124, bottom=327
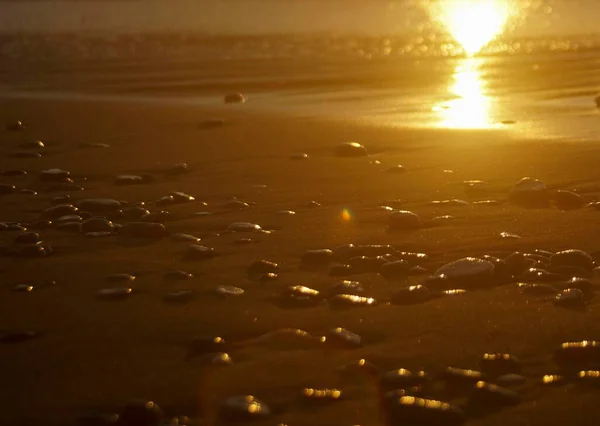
left=518, top=268, right=563, bottom=283
left=495, top=374, right=527, bottom=386
left=14, top=232, right=40, bottom=244
left=551, top=265, right=592, bottom=279
left=509, top=177, right=550, bottom=208
left=281, top=285, right=321, bottom=307
left=389, top=210, right=421, bottom=230
left=386, top=165, right=406, bottom=173
left=357, top=244, right=396, bottom=257
left=78, top=199, right=121, bottom=213
left=228, top=222, right=262, bottom=233
left=258, top=272, right=278, bottom=281
left=40, top=168, right=70, bottom=182
left=6, top=120, right=25, bottom=131
left=473, top=200, right=502, bottom=206
left=82, top=217, right=114, bottom=233
left=325, top=327, right=362, bottom=348
left=409, top=265, right=429, bottom=276
left=505, top=252, right=535, bottom=276
left=348, top=255, right=387, bottom=274
left=48, top=182, right=84, bottom=192
left=290, top=153, right=309, bottom=160
left=0, top=184, right=16, bottom=194
left=247, top=259, right=278, bottom=275
left=222, top=199, right=250, bottom=210
left=555, top=341, right=600, bottom=368
left=553, top=190, right=584, bottom=210
left=5, top=223, right=27, bottom=232
left=329, top=264, right=355, bottom=277
left=114, top=175, right=143, bottom=185
left=558, top=277, right=595, bottom=293
left=480, top=354, right=521, bottom=377
left=211, top=352, right=233, bottom=365
left=469, top=381, right=521, bottom=408
left=224, top=93, right=246, bottom=104
left=80, top=142, right=111, bottom=149
left=187, top=336, right=228, bottom=358
left=57, top=222, right=82, bottom=232
left=9, top=151, right=41, bottom=158
left=161, top=270, right=193, bottom=281
left=435, top=257, right=495, bottom=288
left=517, top=282, right=558, bottom=295
left=123, top=206, right=150, bottom=220
left=334, top=142, right=368, bottom=157
left=107, top=273, right=136, bottom=282
left=163, top=290, right=194, bottom=303
left=165, top=163, right=189, bottom=175
left=86, top=232, right=112, bottom=238
left=430, top=199, right=469, bottom=206
left=219, top=396, right=271, bottom=421
left=441, top=289, right=467, bottom=296
left=302, top=388, right=342, bottom=402
left=328, top=280, right=364, bottom=296
left=380, top=260, right=411, bottom=281
left=216, top=286, right=244, bottom=297
left=121, top=222, right=168, bottom=238
left=307, top=200, right=321, bottom=208
left=251, top=328, right=322, bottom=350
left=199, top=118, right=225, bottom=129
left=554, top=288, right=586, bottom=307
left=300, top=249, right=334, bottom=267
left=0, top=169, right=27, bottom=177
left=329, top=294, right=377, bottom=307
left=142, top=211, right=170, bottom=224
left=18, top=243, right=49, bottom=258
left=439, top=367, right=485, bottom=386
left=172, top=233, right=201, bottom=243
left=118, top=400, right=164, bottom=426
left=184, top=244, right=217, bottom=260
left=96, top=287, right=132, bottom=300
left=397, top=251, right=429, bottom=265
left=382, top=369, right=429, bottom=389
left=386, top=397, right=465, bottom=426
left=276, top=209, right=296, bottom=215
left=550, top=249, right=594, bottom=271
left=541, top=374, right=565, bottom=386
left=20, top=140, right=44, bottom=149
left=41, top=204, right=78, bottom=220
left=500, top=231, right=521, bottom=239
left=19, top=189, right=37, bottom=195
left=55, top=214, right=82, bottom=223
left=13, top=284, right=33, bottom=292
left=170, top=192, right=195, bottom=204
left=392, top=285, right=430, bottom=305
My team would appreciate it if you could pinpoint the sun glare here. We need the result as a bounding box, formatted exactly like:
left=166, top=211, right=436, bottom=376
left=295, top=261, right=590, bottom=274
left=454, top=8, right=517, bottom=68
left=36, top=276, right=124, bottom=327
left=434, top=0, right=511, bottom=55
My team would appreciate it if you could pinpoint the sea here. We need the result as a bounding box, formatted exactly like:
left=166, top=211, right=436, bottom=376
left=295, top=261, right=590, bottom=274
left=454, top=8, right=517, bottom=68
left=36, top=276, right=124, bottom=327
left=0, top=0, right=599, bottom=141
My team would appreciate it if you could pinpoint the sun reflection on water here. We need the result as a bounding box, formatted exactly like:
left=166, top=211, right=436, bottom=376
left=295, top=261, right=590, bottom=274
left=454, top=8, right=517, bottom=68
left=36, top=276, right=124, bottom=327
left=434, top=58, right=492, bottom=129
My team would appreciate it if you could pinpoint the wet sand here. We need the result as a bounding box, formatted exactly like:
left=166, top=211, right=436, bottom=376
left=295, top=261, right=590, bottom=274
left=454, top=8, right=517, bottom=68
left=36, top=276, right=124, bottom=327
left=2, top=97, right=600, bottom=425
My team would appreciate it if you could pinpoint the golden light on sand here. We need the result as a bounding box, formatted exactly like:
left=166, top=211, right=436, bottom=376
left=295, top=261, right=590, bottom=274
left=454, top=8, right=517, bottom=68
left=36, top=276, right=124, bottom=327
left=434, top=0, right=511, bottom=55
left=434, top=58, right=491, bottom=129
left=341, top=208, right=352, bottom=222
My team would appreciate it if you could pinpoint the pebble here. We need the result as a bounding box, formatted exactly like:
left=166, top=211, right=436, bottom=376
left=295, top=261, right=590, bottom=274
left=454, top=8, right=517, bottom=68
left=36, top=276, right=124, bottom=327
left=386, top=165, right=406, bottom=173
left=0, top=169, right=27, bottom=176
left=20, top=140, right=44, bottom=149
left=389, top=210, right=421, bottom=230
left=78, top=199, right=121, bottom=213
left=6, top=120, right=25, bottom=131
left=80, top=142, right=111, bottom=149
left=328, top=280, right=364, bottom=296
left=439, top=367, right=485, bottom=386
left=325, top=327, right=362, bottom=348
left=8, top=151, right=41, bottom=158
left=334, top=142, right=368, bottom=157
left=164, top=270, right=194, bottom=280
left=228, top=222, right=262, bottom=232
left=541, top=374, right=565, bottom=385
left=495, top=374, right=527, bottom=386
left=386, top=396, right=465, bottom=426
left=114, top=175, right=144, bottom=185
left=276, top=209, right=296, bottom=215
left=301, top=249, right=334, bottom=268
left=13, top=284, right=34, bottom=292
left=576, top=370, right=600, bottom=387
left=247, top=259, right=278, bottom=275
left=118, top=400, right=164, bottom=426
left=302, top=388, right=342, bottom=402
left=142, top=211, right=170, bottom=223
left=283, top=285, right=321, bottom=307
left=184, top=244, right=217, bottom=260
left=392, top=285, right=431, bottom=305
left=40, top=168, right=70, bottom=182
left=329, top=294, right=377, bottom=307
left=56, top=222, right=83, bottom=232
left=14, top=232, right=40, bottom=244
left=216, top=286, right=245, bottom=297
left=171, top=233, right=201, bottom=243
left=480, top=353, right=521, bottom=376
left=554, top=288, right=586, bottom=308
left=550, top=249, right=594, bottom=271
left=381, top=368, right=429, bottom=389
left=219, top=395, right=271, bottom=421
left=509, top=177, right=550, bottom=208
left=81, top=217, right=114, bottom=233
left=555, top=341, right=600, bottom=368
left=163, top=290, right=194, bottom=303
left=122, top=206, right=151, bottom=220
left=121, top=222, right=168, bottom=238
left=517, top=282, right=558, bottom=295
left=95, top=287, right=133, bottom=300
left=469, top=381, right=521, bottom=408
left=224, top=93, right=246, bottom=103
left=553, top=190, right=584, bottom=210
left=430, top=199, right=469, bottom=206
left=380, top=260, right=411, bottom=281
left=41, top=204, right=79, bottom=220
left=0, top=184, right=16, bottom=194
left=106, top=273, right=136, bottom=282
left=222, top=199, right=250, bottom=210
left=500, top=231, right=521, bottom=239
left=435, top=257, right=495, bottom=288
left=18, top=243, right=50, bottom=258
left=290, top=153, right=309, bottom=160
left=187, top=336, right=228, bottom=358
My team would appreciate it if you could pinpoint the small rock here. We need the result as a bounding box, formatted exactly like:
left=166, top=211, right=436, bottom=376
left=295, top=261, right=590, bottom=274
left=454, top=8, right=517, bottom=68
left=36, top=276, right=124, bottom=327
left=78, top=199, right=121, bottom=213
left=302, top=388, right=342, bottom=403
left=553, top=190, right=584, bottom=210
left=509, top=177, right=550, bottom=208
left=13, top=284, right=33, bottom=292
left=290, top=153, right=309, bottom=160
left=164, top=270, right=194, bottom=280
left=81, top=217, right=114, bottom=233
left=95, top=287, right=132, bottom=300
left=300, top=249, right=334, bottom=268
left=216, top=286, right=244, bottom=297
left=334, top=142, right=368, bottom=157
left=392, top=285, right=430, bottom=305
left=171, top=233, right=201, bottom=243
left=541, top=374, right=565, bottom=385
left=40, top=168, right=70, bottom=182
left=6, top=120, right=25, bottom=131
left=480, top=353, right=521, bottom=376
left=389, top=210, right=421, bottom=230
left=106, top=273, right=136, bottom=282
left=380, top=260, right=412, bottom=281
left=500, top=231, right=521, bottom=239
left=224, top=93, right=246, bottom=104
left=219, top=395, right=271, bottom=421
left=555, top=341, right=600, bottom=368
left=554, top=288, right=586, bottom=308
left=329, top=294, right=377, bottom=307
left=469, top=381, right=521, bottom=408
left=325, top=327, right=362, bottom=348
left=41, top=204, right=79, bottom=220
left=435, top=257, right=495, bottom=289
left=14, top=232, right=39, bottom=244
left=247, top=259, right=278, bottom=275
left=381, top=368, right=429, bottom=389
left=550, top=249, right=594, bottom=271
left=386, top=165, right=406, bottom=173
left=20, top=140, right=44, bottom=149
left=386, top=397, right=465, bottom=425
left=184, top=245, right=217, bottom=260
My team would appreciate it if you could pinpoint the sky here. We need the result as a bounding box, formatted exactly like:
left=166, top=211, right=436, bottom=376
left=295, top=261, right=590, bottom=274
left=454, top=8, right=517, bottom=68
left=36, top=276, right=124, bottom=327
left=0, top=0, right=597, bottom=35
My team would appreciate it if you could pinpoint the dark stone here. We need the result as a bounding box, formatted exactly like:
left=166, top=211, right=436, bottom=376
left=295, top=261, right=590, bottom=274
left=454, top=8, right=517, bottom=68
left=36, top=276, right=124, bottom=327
left=329, top=293, right=377, bottom=307
left=142, top=211, right=170, bottom=223
left=385, top=396, right=465, bottom=426
left=504, top=252, right=535, bottom=276
left=550, top=265, right=592, bottom=279
left=290, top=153, right=309, bottom=160
left=550, top=249, right=594, bottom=271
left=380, top=260, right=411, bottom=281
left=118, top=400, right=164, bottom=426
left=78, top=199, right=122, bottom=213
left=556, top=277, right=595, bottom=294
left=40, top=168, right=70, bottom=182
left=8, top=151, right=41, bottom=158
left=165, top=163, right=189, bottom=175
left=183, top=245, right=217, bottom=260
left=301, top=388, right=342, bottom=403
left=163, top=290, right=194, bottom=304
left=381, top=368, right=429, bottom=390
left=480, top=354, right=521, bottom=377
left=554, top=288, right=586, bottom=308
left=555, top=341, right=600, bottom=369
left=81, top=218, right=114, bottom=233
left=95, top=287, right=132, bottom=300
left=420, top=274, right=451, bottom=291
left=0, top=184, right=16, bottom=194
left=6, top=120, right=25, bottom=131
left=57, top=222, right=83, bottom=232
left=0, top=169, right=27, bottom=177
left=481, top=255, right=510, bottom=282
left=26, top=220, right=52, bottom=230
left=164, top=270, right=194, bottom=280
left=300, top=249, right=334, bottom=268
left=435, top=257, right=495, bottom=289
left=187, top=336, right=228, bottom=358
left=334, top=142, right=368, bottom=157
left=517, top=283, right=558, bottom=295
left=392, top=285, right=430, bottom=305
left=19, top=140, right=44, bottom=149
left=576, top=370, right=600, bottom=387
left=19, top=189, right=37, bottom=195
left=509, top=177, right=550, bottom=208
left=224, top=93, right=246, bottom=103
left=18, top=243, right=49, bottom=258
left=41, top=204, right=78, bottom=220
left=518, top=268, right=565, bottom=283
left=325, top=327, right=362, bottom=348
left=247, top=259, right=278, bottom=275
left=121, top=222, right=168, bottom=238
left=122, top=206, right=150, bottom=220
left=219, top=396, right=272, bottom=422
left=14, top=232, right=40, bottom=244
left=281, top=285, right=322, bottom=307
left=553, top=190, right=584, bottom=210
left=328, top=280, right=364, bottom=296
left=329, top=264, right=355, bottom=277
left=438, top=367, right=485, bottom=389
left=389, top=210, right=421, bottom=230
left=348, top=255, right=387, bottom=274
left=386, top=165, right=406, bottom=173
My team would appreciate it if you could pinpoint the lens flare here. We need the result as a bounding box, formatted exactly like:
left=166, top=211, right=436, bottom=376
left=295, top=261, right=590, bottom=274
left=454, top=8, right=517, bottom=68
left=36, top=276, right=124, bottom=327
left=432, top=0, right=511, bottom=55
left=341, top=208, right=352, bottom=222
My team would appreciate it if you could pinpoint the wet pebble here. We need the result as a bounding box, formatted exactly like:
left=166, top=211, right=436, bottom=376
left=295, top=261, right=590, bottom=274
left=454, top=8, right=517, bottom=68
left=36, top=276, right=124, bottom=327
left=20, top=140, right=44, bottom=149
left=555, top=341, right=600, bottom=368
left=0, top=184, right=16, bottom=194
left=106, top=273, right=136, bottom=282
left=114, top=175, right=145, bottom=185
left=123, top=206, right=151, bottom=220
left=325, top=327, right=362, bottom=348
left=495, top=374, right=527, bottom=386
left=183, top=244, right=217, bottom=260
left=329, top=293, right=377, bottom=307
left=14, top=232, right=40, bottom=244
left=380, top=260, right=411, bottom=281
left=219, top=395, right=271, bottom=421
left=518, top=282, right=558, bottom=296
left=247, top=259, right=278, bottom=275
left=301, top=388, right=342, bottom=403
left=381, top=368, right=429, bottom=389
left=439, top=367, right=485, bottom=387
left=228, top=222, right=262, bottom=232
left=576, top=370, right=600, bottom=387
left=550, top=249, right=594, bottom=271
left=392, top=285, right=430, bottom=305
left=430, top=199, right=469, bottom=206
left=121, top=222, right=168, bottom=238
left=469, top=381, right=521, bottom=409
left=80, top=142, right=110, bottom=149
left=95, top=287, right=132, bottom=300
left=40, top=168, right=70, bottom=182
left=554, top=288, right=586, bottom=308
left=8, top=151, right=41, bottom=158
left=389, top=210, right=421, bottom=230
left=56, top=222, right=82, bottom=232
left=17, top=243, right=50, bottom=258
left=500, top=231, right=521, bottom=239
left=216, top=285, right=244, bottom=297
left=290, top=153, right=309, bottom=160
left=171, top=233, right=201, bottom=243
left=435, top=257, right=495, bottom=289
left=301, top=249, right=334, bottom=268
left=282, top=285, right=321, bottom=307
left=541, top=374, right=565, bottom=386
left=41, top=204, right=79, bottom=220
left=386, top=165, right=406, bottom=173
left=334, top=142, right=368, bottom=157
left=81, top=217, right=114, bottom=233
left=78, top=198, right=121, bottom=213
left=164, top=270, right=194, bottom=281
left=386, top=396, right=465, bottom=426
left=480, top=353, right=521, bottom=377
left=553, top=190, right=584, bottom=210
left=13, top=284, right=34, bottom=292
left=6, top=120, right=25, bottom=131
left=224, top=93, right=246, bottom=103
left=509, top=177, right=549, bottom=208
left=328, top=280, right=364, bottom=296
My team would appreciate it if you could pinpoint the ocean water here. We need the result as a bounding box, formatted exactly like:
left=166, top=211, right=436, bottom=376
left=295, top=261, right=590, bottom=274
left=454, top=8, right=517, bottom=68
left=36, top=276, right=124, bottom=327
left=0, top=0, right=599, bottom=141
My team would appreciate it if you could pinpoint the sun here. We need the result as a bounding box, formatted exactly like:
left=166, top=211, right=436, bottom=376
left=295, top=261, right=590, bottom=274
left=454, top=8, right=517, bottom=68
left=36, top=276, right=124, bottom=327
left=433, top=0, right=511, bottom=55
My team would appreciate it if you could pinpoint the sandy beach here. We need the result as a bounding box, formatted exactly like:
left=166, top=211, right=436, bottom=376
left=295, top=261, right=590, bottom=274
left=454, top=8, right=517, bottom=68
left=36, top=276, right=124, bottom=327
left=1, top=91, right=600, bottom=426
